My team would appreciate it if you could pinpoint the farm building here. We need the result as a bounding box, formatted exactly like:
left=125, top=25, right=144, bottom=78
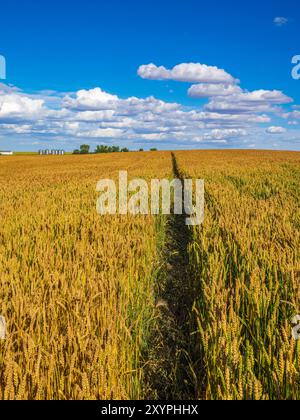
left=0, top=151, right=13, bottom=156
left=39, top=150, right=65, bottom=155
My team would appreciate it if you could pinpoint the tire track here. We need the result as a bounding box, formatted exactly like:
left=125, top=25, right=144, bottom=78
left=144, top=153, right=199, bottom=400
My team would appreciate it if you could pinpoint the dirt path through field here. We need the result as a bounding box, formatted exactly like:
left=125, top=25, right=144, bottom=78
left=144, top=153, right=200, bottom=399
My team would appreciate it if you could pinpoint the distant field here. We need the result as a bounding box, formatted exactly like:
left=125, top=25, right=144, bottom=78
left=0, top=150, right=299, bottom=400
left=13, top=152, right=73, bottom=155
left=13, top=152, right=39, bottom=155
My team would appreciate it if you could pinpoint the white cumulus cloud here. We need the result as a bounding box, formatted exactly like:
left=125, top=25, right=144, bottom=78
left=205, top=89, right=292, bottom=114
left=274, top=17, right=289, bottom=26
left=63, top=87, right=118, bottom=110
left=0, top=93, right=45, bottom=121
left=138, top=63, right=237, bottom=84
left=188, top=83, right=242, bottom=98
left=266, top=126, right=287, bottom=134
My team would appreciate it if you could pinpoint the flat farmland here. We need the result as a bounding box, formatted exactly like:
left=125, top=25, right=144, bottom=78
left=0, top=150, right=299, bottom=400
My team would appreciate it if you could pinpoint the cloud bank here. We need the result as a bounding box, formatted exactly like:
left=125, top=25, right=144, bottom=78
left=0, top=61, right=299, bottom=151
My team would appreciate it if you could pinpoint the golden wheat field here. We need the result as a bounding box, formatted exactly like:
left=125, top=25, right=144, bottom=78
left=0, top=150, right=299, bottom=400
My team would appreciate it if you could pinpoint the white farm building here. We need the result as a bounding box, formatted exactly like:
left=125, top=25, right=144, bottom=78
left=0, top=151, right=13, bottom=156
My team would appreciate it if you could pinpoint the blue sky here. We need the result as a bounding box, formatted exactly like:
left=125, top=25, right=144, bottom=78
left=0, top=0, right=300, bottom=151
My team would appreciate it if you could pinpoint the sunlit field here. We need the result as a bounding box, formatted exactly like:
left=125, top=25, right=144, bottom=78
left=175, top=150, right=300, bottom=399
left=0, top=150, right=299, bottom=400
left=0, top=152, right=172, bottom=399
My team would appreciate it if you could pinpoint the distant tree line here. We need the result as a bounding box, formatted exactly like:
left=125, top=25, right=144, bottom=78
left=73, top=145, right=129, bottom=154
left=73, top=145, right=157, bottom=154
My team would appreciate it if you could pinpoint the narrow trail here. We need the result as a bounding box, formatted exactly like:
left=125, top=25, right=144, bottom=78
left=144, top=153, right=199, bottom=400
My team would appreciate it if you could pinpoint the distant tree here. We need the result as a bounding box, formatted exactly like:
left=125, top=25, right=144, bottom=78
left=95, top=145, right=121, bottom=154
left=95, top=145, right=106, bottom=154
left=111, top=146, right=120, bottom=153
left=80, top=144, right=90, bottom=154
left=150, top=148, right=158, bottom=151
left=121, top=147, right=129, bottom=153
left=139, top=148, right=144, bottom=152
left=73, top=149, right=80, bottom=155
